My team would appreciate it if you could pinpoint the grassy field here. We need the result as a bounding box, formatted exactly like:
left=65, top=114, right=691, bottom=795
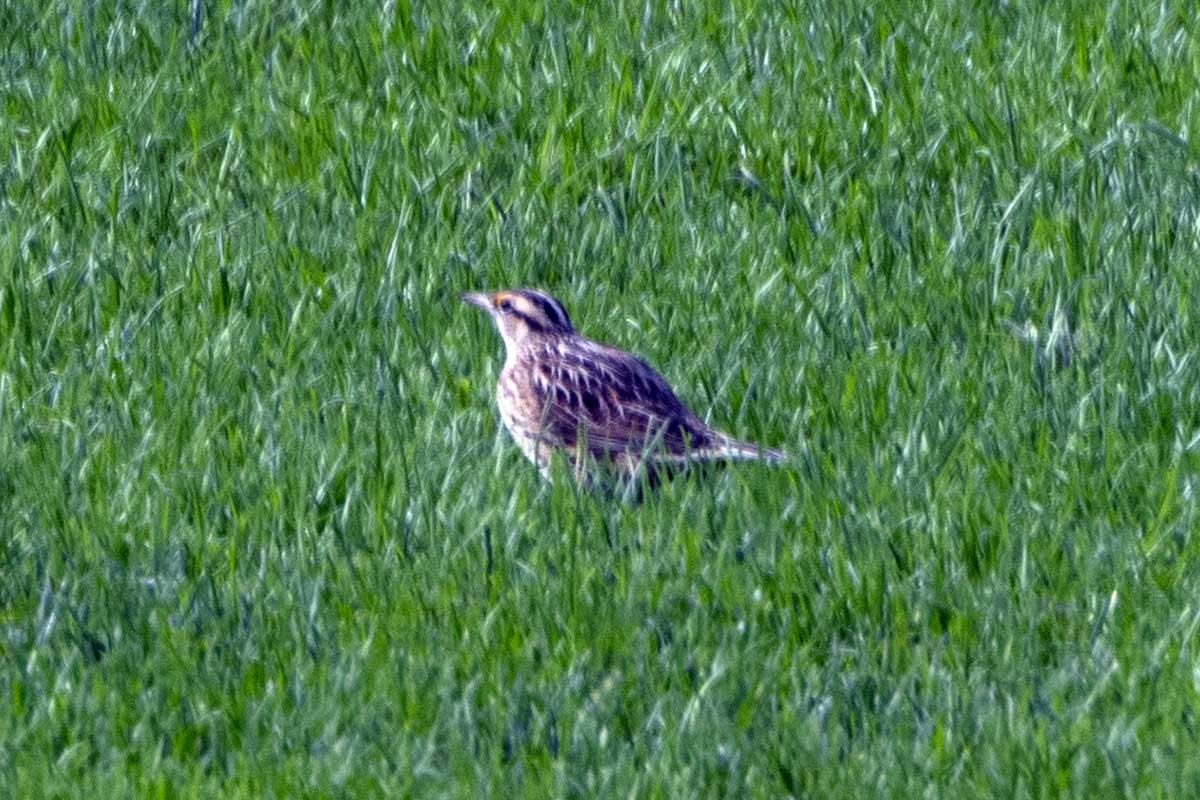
left=2, top=0, right=1200, bottom=796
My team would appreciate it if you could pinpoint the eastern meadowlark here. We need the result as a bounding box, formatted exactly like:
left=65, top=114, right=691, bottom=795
left=461, top=288, right=785, bottom=482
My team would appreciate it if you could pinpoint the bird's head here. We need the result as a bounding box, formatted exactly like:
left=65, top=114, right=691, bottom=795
left=460, top=288, right=575, bottom=352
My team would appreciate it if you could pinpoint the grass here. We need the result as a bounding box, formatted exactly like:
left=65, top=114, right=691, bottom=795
left=2, top=0, right=1199, bottom=795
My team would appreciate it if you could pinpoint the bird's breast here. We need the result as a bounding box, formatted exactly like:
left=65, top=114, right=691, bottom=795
left=496, top=364, right=554, bottom=467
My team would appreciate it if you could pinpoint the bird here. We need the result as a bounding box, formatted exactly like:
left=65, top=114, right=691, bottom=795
left=460, top=288, right=785, bottom=484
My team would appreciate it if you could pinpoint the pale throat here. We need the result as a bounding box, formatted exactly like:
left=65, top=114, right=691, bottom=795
left=496, top=323, right=562, bottom=369
left=496, top=323, right=532, bottom=367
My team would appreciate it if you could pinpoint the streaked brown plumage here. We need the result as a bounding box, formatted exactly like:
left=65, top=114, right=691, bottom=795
left=461, top=288, right=785, bottom=482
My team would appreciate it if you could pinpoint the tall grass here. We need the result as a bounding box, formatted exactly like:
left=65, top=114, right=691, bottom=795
left=2, top=0, right=1199, bottom=795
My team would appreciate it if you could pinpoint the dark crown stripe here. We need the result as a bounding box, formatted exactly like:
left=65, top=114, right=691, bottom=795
left=530, top=292, right=571, bottom=330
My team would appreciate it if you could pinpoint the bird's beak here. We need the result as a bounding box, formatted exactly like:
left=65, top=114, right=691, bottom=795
left=460, top=292, right=493, bottom=313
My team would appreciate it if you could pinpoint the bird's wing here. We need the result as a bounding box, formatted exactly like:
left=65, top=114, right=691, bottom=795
left=528, top=341, right=714, bottom=459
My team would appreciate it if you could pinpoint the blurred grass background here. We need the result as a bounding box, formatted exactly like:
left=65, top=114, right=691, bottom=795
left=2, top=0, right=1199, bottom=795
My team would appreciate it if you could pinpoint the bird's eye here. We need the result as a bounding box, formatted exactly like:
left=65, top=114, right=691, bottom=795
left=497, top=298, right=513, bottom=312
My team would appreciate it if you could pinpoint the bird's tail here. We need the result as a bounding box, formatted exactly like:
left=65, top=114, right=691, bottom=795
left=712, top=435, right=787, bottom=463
left=668, top=433, right=787, bottom=465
